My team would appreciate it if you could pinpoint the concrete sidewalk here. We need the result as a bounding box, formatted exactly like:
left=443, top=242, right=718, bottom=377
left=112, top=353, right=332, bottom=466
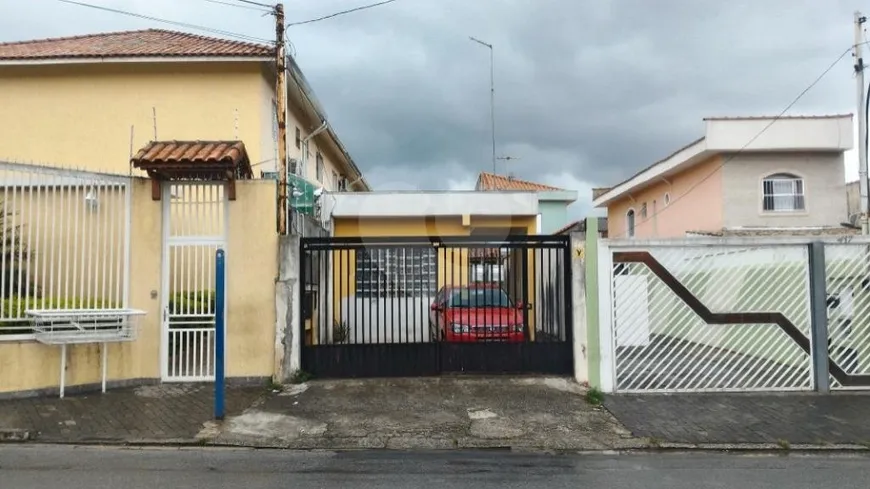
left=207, top=377, right=640, bottom=451
left=605, top=393, right=870, bottom=449
left=0, top=384, right=264, bottom=444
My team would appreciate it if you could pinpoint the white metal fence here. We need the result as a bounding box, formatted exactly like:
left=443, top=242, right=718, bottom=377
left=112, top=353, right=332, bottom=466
left=601, top=240, right=814, bottom=393
left=0, top=161, right=132, bottom=341
left=824, top=241, right=870, bottom=390
left=599, top=236, right=870, bottom=393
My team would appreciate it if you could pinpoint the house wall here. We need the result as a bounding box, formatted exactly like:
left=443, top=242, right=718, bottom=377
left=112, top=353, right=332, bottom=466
left=607, top=156, right=724, bottom=238
left=0, top=62, right=269, bottom=176
left=286, top=97, right=349, bottom=192
left=539, top=201, right=569, bottom=234
left=846, top=180, right=860, bottom=222
left=0, top=179, right=279, bottom=395
left=721, top=152, right=847, bottom=228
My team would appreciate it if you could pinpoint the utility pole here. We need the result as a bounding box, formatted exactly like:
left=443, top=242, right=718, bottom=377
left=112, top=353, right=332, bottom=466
left=856, top=11, right=868, bottom=234
left=470, top=36, right=496, bottom=174
left=275, top=2, right=289, bottom=235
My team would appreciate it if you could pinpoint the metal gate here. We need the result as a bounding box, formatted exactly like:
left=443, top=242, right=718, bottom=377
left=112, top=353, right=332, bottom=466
left=299, top=235, right=573, bottom=378
left=602, top=241, right=815, bottom=393
left=161, top=182, right=227, bottom=382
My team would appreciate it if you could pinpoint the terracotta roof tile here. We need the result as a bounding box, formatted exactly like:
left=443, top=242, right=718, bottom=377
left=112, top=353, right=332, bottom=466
left=476, top=172, right=565, bottom=191
left=131, top=140, right=253, bottom=180
left=0, top=28, right=272, bottom=61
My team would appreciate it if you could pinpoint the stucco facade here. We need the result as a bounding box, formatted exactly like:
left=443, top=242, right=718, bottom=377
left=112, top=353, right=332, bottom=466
left=606, top=156, right=724, bottom=239
left=721, top=152, right=847, bottom=229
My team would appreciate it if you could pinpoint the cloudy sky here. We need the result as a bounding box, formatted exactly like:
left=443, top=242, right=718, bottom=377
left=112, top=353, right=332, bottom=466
left=0, top=0, right=861, bottom=218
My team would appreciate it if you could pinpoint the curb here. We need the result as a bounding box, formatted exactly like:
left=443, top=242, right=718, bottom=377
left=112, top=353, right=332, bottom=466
left=4, top=437, right=869, bottom=455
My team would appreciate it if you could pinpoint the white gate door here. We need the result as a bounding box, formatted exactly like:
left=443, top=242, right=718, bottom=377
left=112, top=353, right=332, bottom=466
left=161, top=182, right=227, bottom=382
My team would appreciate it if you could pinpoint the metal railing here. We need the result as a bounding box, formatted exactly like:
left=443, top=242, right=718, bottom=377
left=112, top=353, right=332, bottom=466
left=0, top=161, right=132, bottom=341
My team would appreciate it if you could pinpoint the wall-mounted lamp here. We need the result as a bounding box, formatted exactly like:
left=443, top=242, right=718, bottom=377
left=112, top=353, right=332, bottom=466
left=84, top=189, right=99, bottom=210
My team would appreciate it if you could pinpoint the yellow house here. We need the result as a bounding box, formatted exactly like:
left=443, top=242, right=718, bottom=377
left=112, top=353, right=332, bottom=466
left=0, top=28, right=370, bottom=193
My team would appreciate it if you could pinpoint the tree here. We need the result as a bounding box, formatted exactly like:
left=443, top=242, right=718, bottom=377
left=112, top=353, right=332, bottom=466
left=0, top=199, right=38, bottom=298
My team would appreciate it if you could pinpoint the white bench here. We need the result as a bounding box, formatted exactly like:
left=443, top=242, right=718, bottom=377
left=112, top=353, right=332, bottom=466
left=26, top=309, right=146, bottom=398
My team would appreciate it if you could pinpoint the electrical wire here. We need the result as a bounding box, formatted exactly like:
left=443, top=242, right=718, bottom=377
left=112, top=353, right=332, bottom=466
left=55, top=0, right=275, bottom=45
left=607, top=45, right=856, bottom=239
left=231, top=0, right=274, bottom=8
left=201, top=0, right=272, bottom=13
left=286, top=0, right=399, bottom=28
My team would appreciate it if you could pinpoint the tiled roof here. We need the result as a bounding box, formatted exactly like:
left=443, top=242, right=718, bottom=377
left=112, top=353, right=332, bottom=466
left=476, top=172, right=565, bottom=191
left=131, top=140, right=253, bottom=180
left=0, top=29, right=273, bottom=61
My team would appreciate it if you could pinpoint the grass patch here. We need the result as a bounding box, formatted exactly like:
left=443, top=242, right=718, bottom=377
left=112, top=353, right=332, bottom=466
left=265, top=378, right=283, bottom=392
left=289, top=370, right=313, bottom=384
left=776, top=439, right=791, bottom=451
left=585, top=386, right=604, bottom=406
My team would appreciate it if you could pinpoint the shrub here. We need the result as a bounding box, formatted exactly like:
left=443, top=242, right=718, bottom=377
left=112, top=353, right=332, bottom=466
left=0, top=297, right=119, bottom=335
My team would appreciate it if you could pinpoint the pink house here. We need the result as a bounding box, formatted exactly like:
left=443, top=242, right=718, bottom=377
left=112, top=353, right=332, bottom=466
left=593, top=115, right=854, bottom=239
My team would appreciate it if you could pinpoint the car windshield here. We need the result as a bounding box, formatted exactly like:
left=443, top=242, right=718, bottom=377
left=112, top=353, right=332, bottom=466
left=447, top=288, right=512, bottom=307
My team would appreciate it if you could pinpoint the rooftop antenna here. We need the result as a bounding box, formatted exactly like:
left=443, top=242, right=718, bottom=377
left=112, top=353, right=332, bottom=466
left=497, top=155, right=520, bottom=177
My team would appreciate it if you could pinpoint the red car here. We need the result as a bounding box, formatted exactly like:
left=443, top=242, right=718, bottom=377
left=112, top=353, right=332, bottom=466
left=429, top=284, right=527, bottom=342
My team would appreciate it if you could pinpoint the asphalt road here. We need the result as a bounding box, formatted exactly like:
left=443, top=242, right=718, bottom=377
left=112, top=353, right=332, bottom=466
left=1, top=445, right=868, bottom=488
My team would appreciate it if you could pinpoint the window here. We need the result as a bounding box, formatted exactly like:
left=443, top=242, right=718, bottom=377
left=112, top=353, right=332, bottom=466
left=295, top=127, right=301, bottom=149
left=762, top=173, right=805, bottom=212
left=332, top=171, right=339, bottom=191
left=640, top=203, right=647, bottom=218
left=626, top=209, right=636, bottom=237
left=316, top=152, right=324, bottom=182
left=664, top=193, right=670, bottom=206
left=355, top=248, right=436, bottom=298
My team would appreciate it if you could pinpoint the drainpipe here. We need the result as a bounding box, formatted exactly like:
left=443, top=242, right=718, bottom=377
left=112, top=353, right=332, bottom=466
left=300, top=121, right=328, bottom=179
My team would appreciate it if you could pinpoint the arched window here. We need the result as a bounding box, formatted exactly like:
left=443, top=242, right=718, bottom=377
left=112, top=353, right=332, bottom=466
left=626, top=209, right=636, bottom=237
left=762, top=173, right=805, bottom=212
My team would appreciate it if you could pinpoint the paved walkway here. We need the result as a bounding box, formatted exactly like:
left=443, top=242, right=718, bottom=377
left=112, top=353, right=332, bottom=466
left=212, top=377, right=639, bottom=450
left=605, top=393, right=870, bottom=446
left=0, top=384, right=264, bottom=443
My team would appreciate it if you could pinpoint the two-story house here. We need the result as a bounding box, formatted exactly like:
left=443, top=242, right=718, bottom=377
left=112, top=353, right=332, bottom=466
left=592, top=114, right=854, bottom=238
left=0, top=28, right=369, bottom=196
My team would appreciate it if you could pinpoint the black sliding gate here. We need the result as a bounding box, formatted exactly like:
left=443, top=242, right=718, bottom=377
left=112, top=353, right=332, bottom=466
left=299, top=235, right=573, bottom=378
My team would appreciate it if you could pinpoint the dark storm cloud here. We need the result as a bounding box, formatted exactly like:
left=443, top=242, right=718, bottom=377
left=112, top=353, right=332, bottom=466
left=0, top=0, right=859, bottom=217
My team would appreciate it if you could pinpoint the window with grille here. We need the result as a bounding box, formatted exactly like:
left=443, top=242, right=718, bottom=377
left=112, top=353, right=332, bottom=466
left=762, top=173, right=805, bottom=212
left=355, top=248, right=436, bottom=298
left=640, top=203, right=647, bottom=218
left=626, top=209, right=636, bottom=237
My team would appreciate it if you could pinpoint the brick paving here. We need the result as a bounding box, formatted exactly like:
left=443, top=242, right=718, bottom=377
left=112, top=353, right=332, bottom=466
left=605, top=393, right=870, bottom=445
left=0, top=384, right=264, bottom=443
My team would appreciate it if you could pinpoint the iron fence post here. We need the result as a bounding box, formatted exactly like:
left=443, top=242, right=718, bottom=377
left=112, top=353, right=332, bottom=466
left=808, top=241, right=830, bottom=394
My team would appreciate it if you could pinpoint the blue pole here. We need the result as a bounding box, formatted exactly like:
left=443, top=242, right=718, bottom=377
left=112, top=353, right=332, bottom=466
left=214, top=248, right=226, bottom=420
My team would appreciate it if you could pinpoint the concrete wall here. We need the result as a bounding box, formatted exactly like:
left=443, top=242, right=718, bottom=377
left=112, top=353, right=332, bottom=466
left=0, top=178, right=279, bottom=396
left=607, top=156, right=724, bottom=238
left=226, top=181, right=278, bottom=378
left=0, top=179, right=161, bottom=395
left=721, top=152, right=847, bottom=228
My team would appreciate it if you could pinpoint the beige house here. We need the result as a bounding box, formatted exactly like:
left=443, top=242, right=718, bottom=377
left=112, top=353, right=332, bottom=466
left=0, top=28, right=369, bottom=192
left=593, top=115, right=854, bottom=238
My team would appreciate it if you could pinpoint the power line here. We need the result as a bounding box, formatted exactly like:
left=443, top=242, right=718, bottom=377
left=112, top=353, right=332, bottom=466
left=55, top=0, right=274, bottom=45
left=286, top=0, right=399, bottom=28
left=608, top=45, right=856, bottom=239
left=231, top=0, right=274, bottom=8
left=201, top=0, right=272, bottom=13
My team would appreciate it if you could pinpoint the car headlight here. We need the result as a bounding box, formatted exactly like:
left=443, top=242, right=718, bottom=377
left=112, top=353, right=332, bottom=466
left=451, top=323, right=470, bottom=333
